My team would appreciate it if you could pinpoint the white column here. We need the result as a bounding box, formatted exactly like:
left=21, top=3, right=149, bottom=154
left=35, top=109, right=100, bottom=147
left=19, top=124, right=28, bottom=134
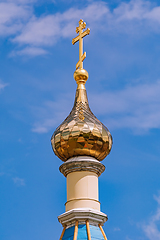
left=58, top=156, right=108, bottom=227
left=66, top=171, right=100, bottom=211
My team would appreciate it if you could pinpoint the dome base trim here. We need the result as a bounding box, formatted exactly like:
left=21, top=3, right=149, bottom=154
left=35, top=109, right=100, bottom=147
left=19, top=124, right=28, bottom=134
left=59, top=156, right=105, bottom=177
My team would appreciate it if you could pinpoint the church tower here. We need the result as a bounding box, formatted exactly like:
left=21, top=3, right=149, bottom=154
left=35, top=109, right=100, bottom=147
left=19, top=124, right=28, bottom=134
left=51, top=19, right=113, bottom=240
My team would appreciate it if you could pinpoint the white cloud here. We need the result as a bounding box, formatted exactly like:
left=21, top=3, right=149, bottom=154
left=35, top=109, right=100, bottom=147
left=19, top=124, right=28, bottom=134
left=0, top=0, right=36, bottom=3
left=0, top=2, right=32, bottom=36
left=13, top=15, right=61, bottom=46
left=114, top=0, right=151, bottom=21
left=141, top=193, right=160, bottom=240
left=10, top=46, right=48, bottom=56
left=1, top=0, right=160, bottom=55
left=111, top=0, right=160, bottom=26
left=12, top=2, right=108, bottom=47
left=12, top=0, right=160, bottom=47
left=12, top=177, right=25, bottom=186
left=89, top=80, right=160, bottom=133
left=31, top=98, right=72, bottom=133
left=110, top=0, right=160, bottom=34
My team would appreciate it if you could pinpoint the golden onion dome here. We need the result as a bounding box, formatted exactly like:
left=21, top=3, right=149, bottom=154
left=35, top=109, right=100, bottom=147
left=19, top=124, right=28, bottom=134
left=51, top=72, right=112, bottom=161
left=51, top=19, right=112, bottom=162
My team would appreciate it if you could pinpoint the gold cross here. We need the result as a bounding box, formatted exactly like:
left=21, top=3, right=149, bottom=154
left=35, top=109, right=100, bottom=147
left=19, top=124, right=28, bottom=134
left=72, top=19, right=90, bottom=70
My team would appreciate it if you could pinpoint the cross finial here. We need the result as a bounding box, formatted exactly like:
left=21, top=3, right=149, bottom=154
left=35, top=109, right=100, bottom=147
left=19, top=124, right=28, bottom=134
left=72, top=19, right=90, bottom=70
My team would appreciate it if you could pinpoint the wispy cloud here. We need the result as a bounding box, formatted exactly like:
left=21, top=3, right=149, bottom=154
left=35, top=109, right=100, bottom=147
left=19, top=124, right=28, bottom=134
left=0, top=2, right=32, bottom=36
left=12, top=177, right=25, bottom=186
left=126, top=237, right=132, bottom=240
left=1, top=0, right=160, bottom=56
left=31, top=98, right=72, bottom=133
left=0, top=80, right=8, bottom=91
left=115, top=0, right=160, bottom=23
left=12, top=2, right=108, bottom=47
left=141, top=193, right=160, bottom=240
left=0, top=0, right=37, bottom=3
left=90, top=80, right=160, bottom=133
left=110, top=0, right=160, bottom=35
left=10, top=46, right=48, bottom=57
left=114, top=227, right=121, bottom=231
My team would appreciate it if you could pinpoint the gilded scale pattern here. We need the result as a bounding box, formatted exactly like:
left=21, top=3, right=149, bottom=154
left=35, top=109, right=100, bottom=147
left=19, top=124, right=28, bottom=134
left=51, top=19, right=112, bottom=162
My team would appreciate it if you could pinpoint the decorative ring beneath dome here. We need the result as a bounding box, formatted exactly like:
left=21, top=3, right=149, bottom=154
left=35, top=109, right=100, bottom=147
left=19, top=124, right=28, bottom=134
left=59, top=156, right=105, bottom=177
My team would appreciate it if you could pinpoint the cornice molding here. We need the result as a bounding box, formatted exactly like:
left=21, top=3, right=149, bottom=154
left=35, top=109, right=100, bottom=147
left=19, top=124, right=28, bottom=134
left=58, top=208, right=108, bottom=228
left=59, top=156, right=105, bottom=177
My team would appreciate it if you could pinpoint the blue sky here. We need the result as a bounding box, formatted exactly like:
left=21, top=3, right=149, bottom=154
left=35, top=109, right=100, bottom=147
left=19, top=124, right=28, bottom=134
left=0, top=0, right=160, bottom=239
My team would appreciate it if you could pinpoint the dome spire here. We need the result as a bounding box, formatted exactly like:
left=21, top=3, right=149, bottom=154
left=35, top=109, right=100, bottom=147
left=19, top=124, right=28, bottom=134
left=72, top=19, right=90, bottom=83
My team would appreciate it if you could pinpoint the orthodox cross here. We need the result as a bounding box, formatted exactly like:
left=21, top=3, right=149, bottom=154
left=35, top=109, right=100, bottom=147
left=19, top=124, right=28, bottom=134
left=72, top=19, right=90, bottom=70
